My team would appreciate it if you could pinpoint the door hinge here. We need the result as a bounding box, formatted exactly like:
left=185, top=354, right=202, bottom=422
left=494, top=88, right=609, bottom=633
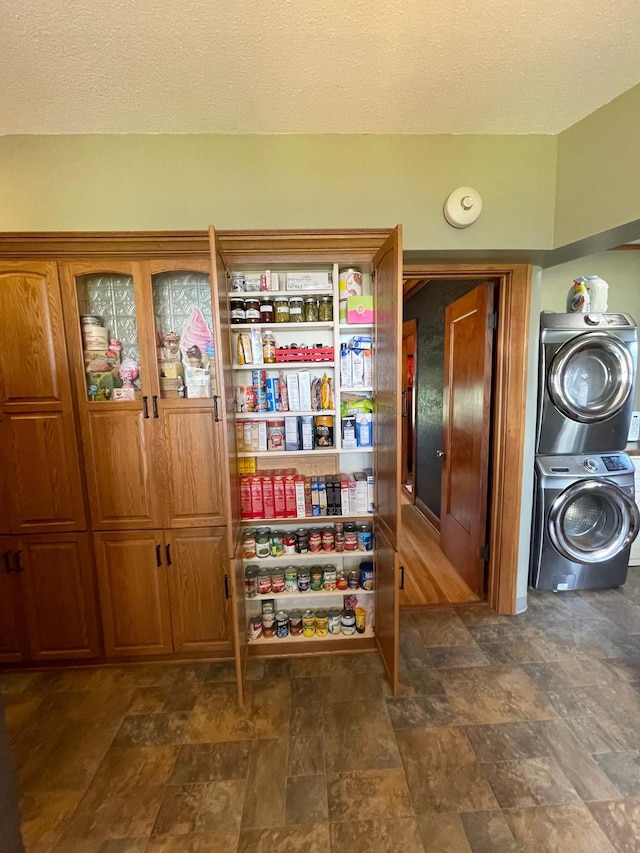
left=488, top=312, right=498, bottom=330
left=479, top=544, right=489, bottom=561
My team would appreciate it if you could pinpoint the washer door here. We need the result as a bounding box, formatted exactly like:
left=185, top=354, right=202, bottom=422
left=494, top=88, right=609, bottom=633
left=548, top=332, right=634, bottom=423
left=548, top=479, right=640, bottom=564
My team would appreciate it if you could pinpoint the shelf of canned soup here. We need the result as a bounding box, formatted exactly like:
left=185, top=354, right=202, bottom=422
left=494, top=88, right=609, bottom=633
left=248, top=592, right=374, bottom=641
left=245, top=560, right=374, bottom=599
left=243, top=522, right=373, bottom=557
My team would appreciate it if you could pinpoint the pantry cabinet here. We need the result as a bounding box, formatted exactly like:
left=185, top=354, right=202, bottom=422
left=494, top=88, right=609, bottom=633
left=208, top=227, right=403, bottom=702
left=94, top=528, right=231, bottom=657
left=0, top=533, right=100, bottom=661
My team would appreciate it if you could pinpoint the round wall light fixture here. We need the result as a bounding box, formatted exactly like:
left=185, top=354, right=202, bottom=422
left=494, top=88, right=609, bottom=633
left=443, top=186, right=483, bottom=228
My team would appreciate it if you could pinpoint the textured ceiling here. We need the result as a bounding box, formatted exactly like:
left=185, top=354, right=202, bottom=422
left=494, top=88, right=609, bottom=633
left=1, top=0, right=640, bottom=135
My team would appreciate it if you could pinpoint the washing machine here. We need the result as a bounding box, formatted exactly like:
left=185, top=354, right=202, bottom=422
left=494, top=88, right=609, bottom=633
left=530, top=452, right=640, bottom=591
left=537, top=312, right=637, bottom=454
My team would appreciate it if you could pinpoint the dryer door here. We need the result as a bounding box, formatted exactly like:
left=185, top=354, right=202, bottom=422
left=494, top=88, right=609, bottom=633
left=548, top=332, right=634, bottom=424
left=549, top=479, right=640, bottom=564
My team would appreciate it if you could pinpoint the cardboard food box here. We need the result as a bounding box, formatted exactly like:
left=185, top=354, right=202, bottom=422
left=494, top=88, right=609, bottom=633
left=285, top=271, right=332, bottom=291
left=347, top=296, right=374, bottom=324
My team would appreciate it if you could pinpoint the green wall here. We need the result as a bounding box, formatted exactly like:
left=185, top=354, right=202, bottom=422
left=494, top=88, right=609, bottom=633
left=0, top=134, right=556, bottom=250
left=555, top=84, right=640, bottom=247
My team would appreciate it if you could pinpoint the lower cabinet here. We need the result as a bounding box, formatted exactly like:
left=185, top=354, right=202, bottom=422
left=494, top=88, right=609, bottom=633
left=94, top=527, right=231, bottom=658
left=0, top=533, right=100, bottom=662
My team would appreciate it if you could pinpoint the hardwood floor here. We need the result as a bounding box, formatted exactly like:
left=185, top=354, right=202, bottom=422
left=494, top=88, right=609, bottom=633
left=398, top=495, right=480, bottom=607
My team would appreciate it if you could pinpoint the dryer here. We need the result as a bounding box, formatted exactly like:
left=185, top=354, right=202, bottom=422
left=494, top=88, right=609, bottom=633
left=537, top=312, right=637, bottom=454
left=530, top=452, right=640, bottom=591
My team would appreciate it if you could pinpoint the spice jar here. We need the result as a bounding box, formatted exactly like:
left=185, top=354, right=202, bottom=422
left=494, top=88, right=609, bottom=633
left=262, top=331, right=276, bottom=363
left=289, top=296, right=304, bottom=323
left=230, top=297, right=246, bottom=324
left=319, top=296, right=333, bottom=322
left=244, top=296, right=261, bottom=324
left=274, top=296, right=290, bottom=323
left=260, top=296, right=275, bottom=323
left=303, top=297, right=319, bottom=323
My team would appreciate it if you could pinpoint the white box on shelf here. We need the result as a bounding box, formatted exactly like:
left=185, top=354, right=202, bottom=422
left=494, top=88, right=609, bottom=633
left=287, top=374, right=301, bottom=411
left=286, top=271, right=332, bottom=291
left=298, top=370, right=312, bottom=410
left=251, top=328, right=264, bottom=365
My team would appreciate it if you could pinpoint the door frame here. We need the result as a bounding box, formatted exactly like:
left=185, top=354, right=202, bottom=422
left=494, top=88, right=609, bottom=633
left=404, top=264, right=532, bottom=615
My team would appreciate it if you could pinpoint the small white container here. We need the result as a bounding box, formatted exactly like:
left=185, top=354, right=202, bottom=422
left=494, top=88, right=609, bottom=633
left=584, top=276, right=609, bottom=313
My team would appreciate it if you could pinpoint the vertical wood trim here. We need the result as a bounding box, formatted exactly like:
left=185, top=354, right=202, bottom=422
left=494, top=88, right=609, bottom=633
left=487, top=265, right=532, bottom=614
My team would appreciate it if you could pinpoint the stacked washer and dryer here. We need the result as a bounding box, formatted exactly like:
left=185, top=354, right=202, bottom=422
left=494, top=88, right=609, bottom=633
left=530, top=312, right=640, bottom=591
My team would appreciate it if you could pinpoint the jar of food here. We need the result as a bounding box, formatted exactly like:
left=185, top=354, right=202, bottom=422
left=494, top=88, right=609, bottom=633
left=256, top=530, right=271, bottom=559
left=262, top=331, right=276, bottom=364
left=355, top=607, right=367, bottom=634
left=283, top=532, right=297, bottom=554
left=357, top=523, right=373, bottom=552
left=319, top=296, right=333, bottom=322
left=302, top=609, right=315, bottom=637
left=315, top=415, right=334, bottom=447
left=296, top=529, right=309, bottom=554
left=289, top=610, right=303, bottom=635
left=274, top=297, right=290, bottom=323
left=266, top=419, right=285, bottom=451
left=310, top=566, right=324, bottom=592
left=323, top=565, right=337, bottom=591
left=271, top=567, right=285, bottom=594
left=284, top=566, right=298, bottom=592
left=260, top=296, right=275, bottom=323
left=230, top=297, right=246, bottom=324
left=321, top=526, right=335, bottom=551
left=315, top=610, right=329, bottom=637
left=244, top=297, right=261, bottom=324
left=275, top=611, right=289, bottom=638
left=348, top=570, right=359, bottom=590
left=336, top=569, right=348, bottom=590
left=308, top=528, right=322, bottom=553
left=289, top=296, right=304, bottom=322
left=334, top=530, right=345, bottom=552
left=231, top=272, right=246, bottom=292
left=297, top=568, right=310, bottom=592
left=243, top=528, right=257, bottom=559
left=328, top=608, right=342, bottom=635
left=249, top=615, right=263, bottom=639
left=258, top=568, right=272, bottom=595
left=303, top=297, right=319, bottom=323
left=339, top=267, right=363, bottom=297
left=359, top=562, right=374, bottom=590
left=245, top=566, right=259, bottom=598
left=341, top=609, right=356, bottom=635
left=344, top=523, right=358, bottom=551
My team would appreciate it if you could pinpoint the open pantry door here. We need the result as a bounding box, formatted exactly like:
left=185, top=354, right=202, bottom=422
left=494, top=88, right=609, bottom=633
left=208, top=226, right=247, bottom=705
left=373, top=225, right=402, bottom=693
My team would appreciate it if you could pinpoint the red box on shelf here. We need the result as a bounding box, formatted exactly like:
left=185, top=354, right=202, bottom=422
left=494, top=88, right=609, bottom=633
left=240, top=476, right=253, bottom=519
left=249, top=476, right=264, bottom=519
left=273, top=472, right=287, bottom=518
left=275, top=347, right=334, bottom=363
left=262, top=475, right=275, bottom=519
left=284, top=470, right=297, bottom=517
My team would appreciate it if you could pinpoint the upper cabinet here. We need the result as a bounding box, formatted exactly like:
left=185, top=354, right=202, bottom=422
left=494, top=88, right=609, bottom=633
left=0, top=262, right=86, bottom=534
left=60, top=259, right=228, bottom=530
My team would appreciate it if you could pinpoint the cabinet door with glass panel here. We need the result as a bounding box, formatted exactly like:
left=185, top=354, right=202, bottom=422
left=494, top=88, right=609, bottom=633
left=60, top=261, right=163, bottom=530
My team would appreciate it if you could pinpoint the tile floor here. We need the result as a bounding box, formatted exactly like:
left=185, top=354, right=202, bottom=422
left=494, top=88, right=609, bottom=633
left=3, top=572, right=640, bottom=852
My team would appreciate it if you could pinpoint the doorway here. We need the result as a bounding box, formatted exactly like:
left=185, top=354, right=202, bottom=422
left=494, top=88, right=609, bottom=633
left=401, top=319, right=416, bottom=497
left=399, top=265, right=532, bottom=614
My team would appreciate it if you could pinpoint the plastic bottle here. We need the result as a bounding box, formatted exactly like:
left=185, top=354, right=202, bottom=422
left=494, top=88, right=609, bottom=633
left=566, top=278, right=590, bottom=313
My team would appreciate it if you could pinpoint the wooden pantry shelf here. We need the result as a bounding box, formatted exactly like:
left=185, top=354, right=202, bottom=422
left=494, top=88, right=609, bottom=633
left=246, top=589, right=375, bottom=603
left=233, top=362, right=335, bottom=371
left=249, top=626, right=375, bottom=645
left=231, top=322, right=334, bottom=331
left=242, top=552, right=375, bottom=564
left=235, top=410, right=335, bottom=421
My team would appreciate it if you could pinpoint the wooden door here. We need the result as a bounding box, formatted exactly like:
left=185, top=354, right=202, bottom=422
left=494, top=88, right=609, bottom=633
left=373, top=226, right=403, bottom=547
left=401, top=319, right=417, bottom=498
left=0, top=536, right=28, bottom=662
left=160, top=407, right=227, bottom=527
left=94, top=530, right=173, bottom=657
left=84, top=407, right=161, bottom=529
left=0, top=262, right=72, bottom=409
left=440, top=283, right=495, bottom=597
left=375, top=526, right=399, bottom=695
left=0, top=419, right=12, bottom=535
left=209, top=227, right=246, bottom=703
left=19, top=533, right=100, bottom=660
left=4, top=410, right=86, bottom=533
left=165, top=527, right=231, bottom=653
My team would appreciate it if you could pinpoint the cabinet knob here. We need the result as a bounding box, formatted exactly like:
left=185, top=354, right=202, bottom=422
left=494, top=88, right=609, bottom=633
left=436, top=449, right=446, bottom=458
left=155, top=544, right=162, bottom=567
left=142, top=396, right=149, bottom=419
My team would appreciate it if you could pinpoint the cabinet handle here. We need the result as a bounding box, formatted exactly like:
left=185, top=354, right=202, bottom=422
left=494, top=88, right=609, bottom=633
left=142, top=396, right=149, bottom=419
left=399, top=564, right=405, bottom=590
left=165, top=544, right=172, bottom=566
left=152, top=395, right=159, bottom=418
left=14, top=551, right=23, bottom=573
left=155, top=544, right=162, bottom=567
left=3, top=552, right=12, bottom=573
left=224, top=573, right=230, bottom=599
left=213, top=396, right=220, bottom=423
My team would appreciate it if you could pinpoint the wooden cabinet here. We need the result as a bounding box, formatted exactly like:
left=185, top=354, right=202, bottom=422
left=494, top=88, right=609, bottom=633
left=0, top=262, right=86, bottom=534
left=209, top=227, right=403, bottom=702
left=94, top=528, right=230, bottom=658
left=0, top=533, right=100, bottom=661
